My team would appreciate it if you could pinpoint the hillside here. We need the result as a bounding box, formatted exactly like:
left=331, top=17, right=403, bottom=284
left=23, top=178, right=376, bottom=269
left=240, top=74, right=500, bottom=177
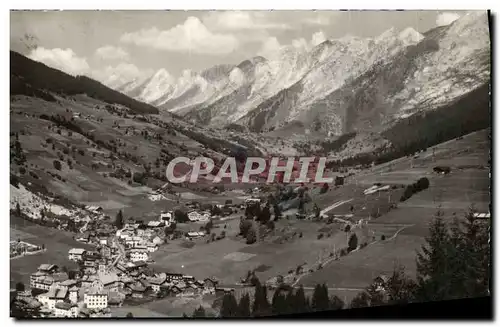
left=10, top=51, right=159, bottom=115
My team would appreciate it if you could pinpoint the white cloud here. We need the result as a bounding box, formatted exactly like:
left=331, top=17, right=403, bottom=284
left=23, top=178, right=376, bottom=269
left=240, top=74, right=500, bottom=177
left=258, top=36, right=282, bottom=59
left=28, top=47, right=89, bottom=76
left=203, top=11, right=291, bottom=31
left=302, top=13, right=336, bottom=26
left=258, top=30, right=329, bottom=60
left=91, top=63, right=154, bottom=88
left=311, top=31, right=327, bottom=47
left=95, top=45, right=129, bottom=61
left=120, top=17, right=239, bottom=55
left=436, top=12, right=461, bottom=26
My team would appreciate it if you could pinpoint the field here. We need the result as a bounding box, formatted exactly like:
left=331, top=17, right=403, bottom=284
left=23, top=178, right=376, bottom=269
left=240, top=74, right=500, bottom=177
left=299, top=129, right=490, bottom=300
left=10, top=215, right=95, bottom=285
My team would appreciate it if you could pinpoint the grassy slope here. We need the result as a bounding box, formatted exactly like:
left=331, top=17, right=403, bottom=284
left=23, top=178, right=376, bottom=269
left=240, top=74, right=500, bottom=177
left=10, top=51, right=159, bottom=115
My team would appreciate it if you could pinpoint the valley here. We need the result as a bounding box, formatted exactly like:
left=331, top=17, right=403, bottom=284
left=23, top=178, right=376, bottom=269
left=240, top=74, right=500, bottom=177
left=9, top=9, right=491, bottom=319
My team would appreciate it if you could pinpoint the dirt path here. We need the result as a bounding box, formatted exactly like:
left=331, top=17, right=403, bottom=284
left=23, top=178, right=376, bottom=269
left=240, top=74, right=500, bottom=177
left=320, top=199, right=354, bottom=216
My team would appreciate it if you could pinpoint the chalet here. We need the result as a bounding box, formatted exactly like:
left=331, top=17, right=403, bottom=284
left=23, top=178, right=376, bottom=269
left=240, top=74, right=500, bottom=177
left=160, top=211, right=173, bottom=225
left=186, top=231, right=205, bottom=239
left=473, top=212, right=491, bottom=219
left=83, top=289, right=108, bottom=310
left=152, top=236, right=163, bottom=245
left=81, top=275, right=103, bottom=291
left=37, top=286, right=68, bottom=310
left=37, top=264, right=59, bottom=274
left=107, top=291, right=124, bottom=308
left=54, top=301, right=79, bottom=318
left=433, top=166, right=451, bottom=174
left=146, top=243, right=159, bottom=253
left=83, top=250, right=101, bottom=262
left=130, top=249, right=149, bottom=262
left=85, top=205, right=103, bottom=214
left=58, top=279, right=78, bottom=288
left=68, top=248, right=86, bottom=261
left=148, top=273, right=167, bottom=293
left=215, top=287, right=235, bottom=297
left=170, top=285, right=183, bottom=295
left=69, top=286, right=79, bottom=304
left=183, top=275, right=195, bottom=283
left=147, top=221, right=164, bottom=229
left=129, top=282, right=147, bottom=298
left=165, top=272, right=183, bottom=283
left=182, top=284, right=198, bottom=297
left=203, top=278, right=218, bottom=294
left=125, top=237, right=144, bottom=248
left=31, top=274, right=54, bottom=291
left=76, top=233, right=90, bottom=243
left=99, top=245, right=112, bottom=258
left=373, top=274, right=390, bottom=292
left=132, top=260, right=148, bottom=269
left=100, top=274, right=120, bottom=292
left=245, top=198, right=261, bottom=205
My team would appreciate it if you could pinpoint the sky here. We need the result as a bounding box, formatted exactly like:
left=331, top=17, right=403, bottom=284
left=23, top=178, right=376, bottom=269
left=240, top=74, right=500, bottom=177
left=10, top=10, right=467, bottom=84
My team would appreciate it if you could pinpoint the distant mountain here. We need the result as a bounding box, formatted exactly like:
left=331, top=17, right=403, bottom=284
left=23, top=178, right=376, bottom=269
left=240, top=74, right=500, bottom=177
left=10, top=51, right=159, bottom=114
left=238, top=12, right=490, bottom=134
left=115, top=12, right=490, bottom=135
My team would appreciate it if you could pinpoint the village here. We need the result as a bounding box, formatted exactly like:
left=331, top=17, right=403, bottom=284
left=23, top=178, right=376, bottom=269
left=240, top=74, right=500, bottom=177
left=11, top=205, right=238, bottom=318
left=10, top=187, right=273, bottom=318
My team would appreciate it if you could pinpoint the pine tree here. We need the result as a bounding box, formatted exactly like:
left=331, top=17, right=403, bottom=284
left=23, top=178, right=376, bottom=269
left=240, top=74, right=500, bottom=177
left=192, top=306, right=206, bottom=318
left=115, top=209, right=124, bottom=229
left=291, top=285, right=309, bottom=313
left=252, top=284, right=271, bottom=317
left=452, top=208, right=490, bottom=297
left=271, top=289, right=287, bottom=315
left=385, top=265, right=417, bottom=305
left=415, top=210, right=453, bottom=301
left=15, top=202, right=21, bottom=217
left=311, top=284, right=330, bottom=312
left=220, top=293, right=238, bottom=317
left=348, top=233, right=358, bottom=252
left=237, top=293, right=251, bottom=317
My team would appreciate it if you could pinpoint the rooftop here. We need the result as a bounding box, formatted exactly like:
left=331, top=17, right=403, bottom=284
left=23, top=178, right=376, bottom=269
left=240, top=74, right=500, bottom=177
left=69, top=248, right=86, bottom=255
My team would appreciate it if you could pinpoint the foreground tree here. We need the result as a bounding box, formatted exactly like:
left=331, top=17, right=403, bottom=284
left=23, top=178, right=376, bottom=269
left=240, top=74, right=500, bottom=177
left=237, top=293, right=251, bottom=317
left=115, top=209, right=124, bottom=229
left=220, top=293, right=238, bottom=317
left=311, top=284, right=330, bottom=312
left=271, top=289, right=287, bottom=315
left=252, top=283, right=271, bottom=317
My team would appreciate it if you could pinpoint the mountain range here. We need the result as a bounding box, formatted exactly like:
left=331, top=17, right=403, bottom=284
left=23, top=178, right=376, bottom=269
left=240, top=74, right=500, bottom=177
left=111, top=11, right=490, bottom=136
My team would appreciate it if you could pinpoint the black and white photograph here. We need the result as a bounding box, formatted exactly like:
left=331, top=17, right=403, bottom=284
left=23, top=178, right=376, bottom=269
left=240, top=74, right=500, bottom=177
left=8, top=9, right=492, bottom=319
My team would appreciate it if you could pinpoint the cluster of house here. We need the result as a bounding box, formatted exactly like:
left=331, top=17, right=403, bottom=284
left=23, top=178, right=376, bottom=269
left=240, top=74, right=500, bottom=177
left=23, top=251, right=223, bottom=318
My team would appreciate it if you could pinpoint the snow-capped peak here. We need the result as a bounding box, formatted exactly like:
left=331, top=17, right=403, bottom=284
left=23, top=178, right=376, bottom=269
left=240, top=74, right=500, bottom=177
left=399, top=27, right=424, bottom=46
left=137, top=68, right=175, bottom=104
left=376, top=27, right=398, bottom=42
